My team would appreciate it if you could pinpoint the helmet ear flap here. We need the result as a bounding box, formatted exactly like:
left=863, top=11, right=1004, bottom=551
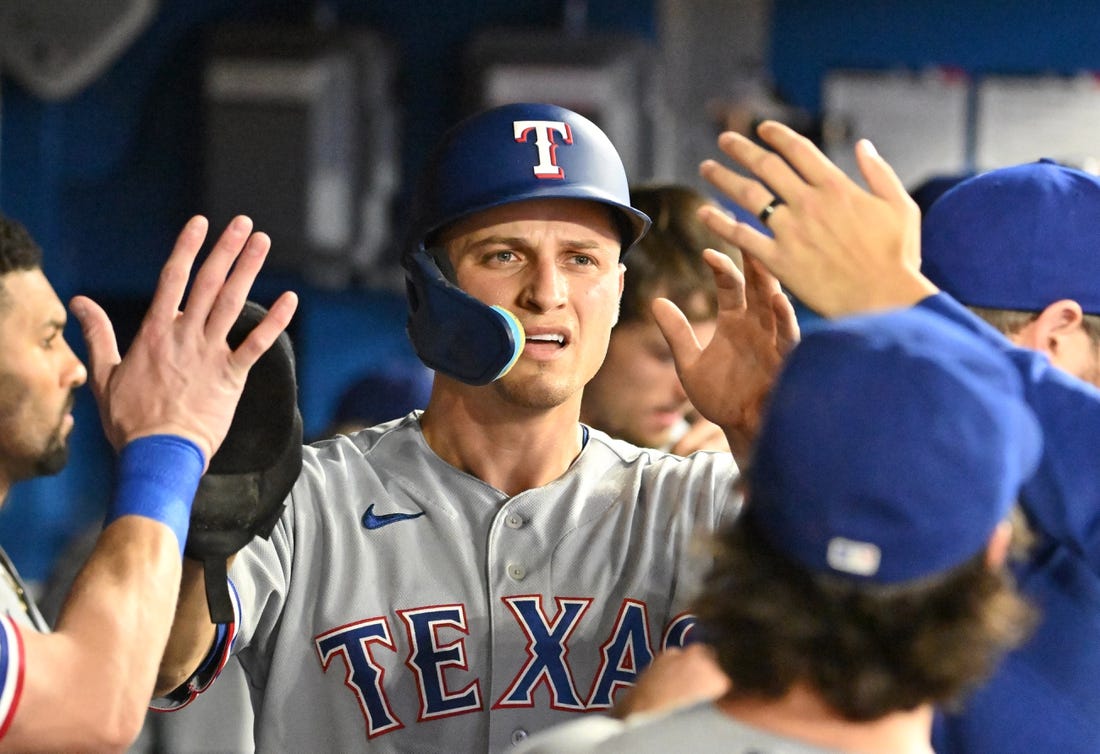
left=403, top=247, right=524, bottom=385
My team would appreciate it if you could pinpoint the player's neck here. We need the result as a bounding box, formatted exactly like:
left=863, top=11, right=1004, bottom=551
left=717, top=685, right=935, bottom=754
left=419, top=387, right=584, bottom=497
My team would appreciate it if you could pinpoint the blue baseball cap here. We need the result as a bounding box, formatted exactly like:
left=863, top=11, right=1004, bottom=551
left=922, top=159, right=1100, bottom=315
left=747, top=308, right=1042, bottom=584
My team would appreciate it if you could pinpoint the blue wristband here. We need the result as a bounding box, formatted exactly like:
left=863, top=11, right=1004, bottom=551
left=105, top=435, right=206, bottom=555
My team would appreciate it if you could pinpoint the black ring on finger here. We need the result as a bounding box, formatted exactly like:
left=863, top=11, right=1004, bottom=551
left=757, top=197, right=785, bottom=225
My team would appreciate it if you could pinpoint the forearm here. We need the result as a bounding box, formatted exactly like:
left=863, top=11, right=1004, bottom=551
left=8, top=518, right=182, bottom=752
left=720, top=425, right=754, bottom=471
left=0, top=435, right=207, bottom=750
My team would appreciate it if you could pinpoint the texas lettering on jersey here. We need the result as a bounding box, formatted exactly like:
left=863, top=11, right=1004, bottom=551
left=314, top=596, right=697, bottom=740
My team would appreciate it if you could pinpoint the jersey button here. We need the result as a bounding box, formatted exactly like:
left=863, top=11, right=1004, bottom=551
left=507, top=563, right=527, bottom=581
left=505, top=513, right=524, bottom=529
left=511, top=729, right=529, bottom=745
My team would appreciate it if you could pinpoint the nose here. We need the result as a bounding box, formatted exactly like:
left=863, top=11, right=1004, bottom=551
left=519, top=257, right=568, bottom=313
left=61, top=338, right=87, bottom=388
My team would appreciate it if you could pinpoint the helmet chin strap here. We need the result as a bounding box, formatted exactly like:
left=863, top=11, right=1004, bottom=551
left=403, top=247, right=524, bottom=386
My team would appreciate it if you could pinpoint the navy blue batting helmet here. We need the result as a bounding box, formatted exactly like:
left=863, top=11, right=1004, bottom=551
left=403, top=103, right=651, bottom=386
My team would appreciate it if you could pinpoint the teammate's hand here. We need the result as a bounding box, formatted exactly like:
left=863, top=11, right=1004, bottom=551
left=71, top=215, right=299, bottom=466
left=653, top=249, right=797, bottom=464
left=669, top=413, right=730, bottom=456
left=697, top=120, right=938, bottom=318
left=611, top=644, right=730, bottom=720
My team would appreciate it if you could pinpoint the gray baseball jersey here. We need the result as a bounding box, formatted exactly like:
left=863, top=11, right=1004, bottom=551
left=0, top=547, right=50, bottom=736
left=518, top=701, right=851, bottom=754
left=162, top=413, right=739, bottom=752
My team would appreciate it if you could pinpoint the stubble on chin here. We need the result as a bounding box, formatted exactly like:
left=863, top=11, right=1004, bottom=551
left=493, top=365, right=577, bottom=410
left=33, top=428, right=70, bottom=477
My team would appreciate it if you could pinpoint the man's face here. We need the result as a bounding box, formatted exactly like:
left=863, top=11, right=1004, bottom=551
left=441, top=198, right=624, bottom=409
left=0, top=269, right=87, bottom=484
left=582, top=316, right=716, bottom=449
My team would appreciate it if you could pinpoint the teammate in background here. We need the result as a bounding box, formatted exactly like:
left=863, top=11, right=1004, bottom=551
left=921, top=159, right=1100, bottom=388
left=0, top=212, right=295, bottom=751
left=519, top=306, right=1040, bottom=753
left=698, top=120, right=1100, bottom=754
left=914, top=159, right=1100, bottom=753
left=580, top=184, right=740, bottom=454
left=153, top=102, right=797, bottom=752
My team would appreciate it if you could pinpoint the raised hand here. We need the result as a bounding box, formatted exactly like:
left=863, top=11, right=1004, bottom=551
left=697, top=121, right=938, bottom=318
left=653, top=247, right=797, bottom=465
left=611, top=644, right=730, bottom=720
left=70, top=215, right=299, bottom=466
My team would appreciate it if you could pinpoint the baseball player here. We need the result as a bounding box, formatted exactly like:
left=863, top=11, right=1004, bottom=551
left=153, top=103, right=795, bottom=752
left=0, top=213, right=296, bottom=750
left=921, top=159, right=1100, bottom=389
left=917, top=161, right=1100, bottom=753
left=519, top=305, right=1042, bottom=753
left=699, top=119, right=1100, bottom=754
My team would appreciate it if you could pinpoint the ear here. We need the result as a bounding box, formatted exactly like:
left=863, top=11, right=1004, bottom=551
left=1040, top=299, right=1086, bottom=354
left=1015, top=300, right=1085, bottom=357
left=985, top=519, right=1014, bottom=570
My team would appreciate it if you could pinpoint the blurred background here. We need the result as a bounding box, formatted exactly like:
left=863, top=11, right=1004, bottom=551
left=2, top=0, right=1099, bottom=587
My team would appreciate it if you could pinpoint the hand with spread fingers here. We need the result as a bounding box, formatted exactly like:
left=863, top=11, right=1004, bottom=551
left=652, top=247, right=798, bottom=466
left=72, top=215, right=299, bottom=467
left=696, top=121, right=938, bottom=318
left=0, top=211, right=298, bottom=752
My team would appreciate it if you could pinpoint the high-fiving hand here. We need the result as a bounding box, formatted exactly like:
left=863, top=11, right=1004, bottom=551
left=71, top=215, right=299, bottom=468
left=697, top=121, right=938, bottom=318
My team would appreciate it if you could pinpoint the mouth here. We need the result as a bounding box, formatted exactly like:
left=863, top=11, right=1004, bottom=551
left=59, top=393, right=77, bottom=431
left=652, top=408, right=685, bottom=426
left=526, top=333, right=566, bottom=346
left=523, top=328, right=570, bottom=359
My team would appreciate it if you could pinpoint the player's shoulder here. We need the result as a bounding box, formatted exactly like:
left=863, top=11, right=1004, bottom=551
left=307, top=411, right=422, bottom=459
left=597, top=702, right=820, bottom=754
left=296, top=412, right=432, bottom=493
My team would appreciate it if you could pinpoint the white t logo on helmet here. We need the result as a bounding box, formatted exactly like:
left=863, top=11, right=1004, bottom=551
left=513, top=120, right=573, bottom=179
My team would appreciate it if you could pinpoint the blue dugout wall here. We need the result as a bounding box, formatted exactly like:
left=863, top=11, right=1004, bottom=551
left=4, top=0, right=1100, bottom=581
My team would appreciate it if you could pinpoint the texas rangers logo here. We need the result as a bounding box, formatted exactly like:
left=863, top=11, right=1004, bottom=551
left=513, top=119, right=573, bottom=180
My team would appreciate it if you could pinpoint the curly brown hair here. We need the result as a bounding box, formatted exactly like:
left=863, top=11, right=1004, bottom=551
left=693, top=513, right=1036, bottom=721
left=621, top=185, right=742, bottom=324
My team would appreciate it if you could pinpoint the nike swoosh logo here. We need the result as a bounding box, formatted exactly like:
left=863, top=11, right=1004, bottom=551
left=362, top=504, right=425, bottom=530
